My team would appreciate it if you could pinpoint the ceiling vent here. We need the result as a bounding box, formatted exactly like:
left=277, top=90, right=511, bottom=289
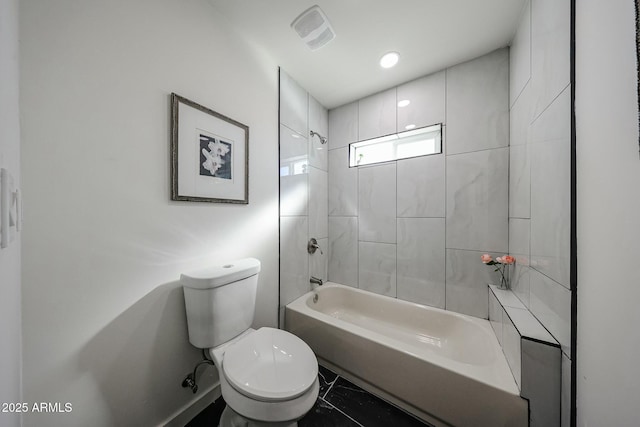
left=291, top=5, right=336, bottom=51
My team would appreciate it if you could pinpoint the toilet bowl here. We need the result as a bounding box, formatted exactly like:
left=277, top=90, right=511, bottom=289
left=211, top=328, right=319, bottom=427
left=181, top=259, right=319, bottom=427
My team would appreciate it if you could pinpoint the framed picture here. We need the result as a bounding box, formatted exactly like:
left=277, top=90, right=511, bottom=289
left=171, top=93, right=249, bottom=203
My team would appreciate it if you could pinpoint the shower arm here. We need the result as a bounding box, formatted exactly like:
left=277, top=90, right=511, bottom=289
left=310, top=130, right=328, bottom=144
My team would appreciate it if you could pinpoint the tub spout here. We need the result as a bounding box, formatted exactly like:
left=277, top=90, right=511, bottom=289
left=310, top=276, right=323, bottom=286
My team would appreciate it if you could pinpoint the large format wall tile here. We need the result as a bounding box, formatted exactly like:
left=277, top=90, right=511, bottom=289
left=396, top=154, right=445, bottom=218
left=328, top=217, right=358, bottom=287
left=309, top=95, right=328, bottom=171
left=397, top=218, right=446, bottom=308
left=510, top=0, right=531, bottom=107
left=280, top=71, right=308, bottom=137
left=280, top=124, right=309, bottom=216
left=359, top=163, right=396, bottom=243
left=358, top=88, right=397, bottom=141
left=446, top=249, right=499, bottom=318
left=309, top=237, right=328, bottom=283
left=510, top=218, right=532, bottom=308
left=328, top=102, right=358, bottom=150
left=358, top=242, right=396, bottom=297
left=396, top=71, right=446, bottom=131
left=503, top=310, right=522, bottom=389
left=521, top=338, right=562, bottom=427
left=529, top=269, right=571, bottom=357
left=280, top=216, right=309, bottom=306
left=510, top=143, right=531, bottom=219
left=530, top=88, right=571, bottom=288
left=309, top=167, right=328, bottom=239
left=561, top=354, right=571, bottom=427
left=446, top=148, right=509, bottom=252
left=489, top=291, right=504, bottom=345
left=531, top=0, right=571, bottom=119
left=510, top=83, right=533, bottom=148
left=446, top=48, right=509, bottom=155
left=328, top=147, right=357, bottom=216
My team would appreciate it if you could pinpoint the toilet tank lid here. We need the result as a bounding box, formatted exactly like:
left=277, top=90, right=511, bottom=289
left=181, top=258, right=261, bottom=289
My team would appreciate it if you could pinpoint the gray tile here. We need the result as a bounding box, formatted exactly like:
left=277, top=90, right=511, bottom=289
left=396, top=154, right=445, bottom=218
left=529, top=269, right=571, bottom=356
left=309, top=237, right=328, bottom=284
left=509, top=143, right=531, bottom=219
left=488, top=290, right=504, bottom=345
left=509, top=218, right=530, bottom=256
left=328, top=217, right=358, bottom=287
left=530, top=87, right=571, bottom=289
left=328, top=147, right=358, bottom=216
left=280, top=217, right=310, bottom=306
left=561, top=354, right=571, bottom=427
left=509, top=218, right=531, bottom=307
left=358, top=242, right=396, bottom=297
left=531, top=0, right=571, bottom=119
left=446, top=48, right=509, bottom=155
left=397, top=218, right=446, bottom=308
left=328, top=102, right=358, bottom=150
left=309, top=95, right=328, bottom=171
left=309, top=167, right=328, bottom=239
left=358, top=88, right=397, bottom=141
left=446, top=148, right=509, bottom=252
left=358, top=163, right=396, bottom=243
left=510, top=0, right=531, bottom=107
left=280, top=125, right=308, bottom=216
left=502, top=310, right=522, bottom=389
left=280, top=71, right=308, bottom=137
left=445, top=249, right=497, bottom=318
left=397, top=71, right=446, bottom=131
left=521, top=339, right=562, bottom=427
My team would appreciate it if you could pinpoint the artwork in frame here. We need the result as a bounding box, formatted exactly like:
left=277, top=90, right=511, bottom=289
left=171, top=93, right=249, bottom=203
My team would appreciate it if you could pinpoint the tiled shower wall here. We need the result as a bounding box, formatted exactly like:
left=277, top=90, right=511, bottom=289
left=508, top=1, right=572, bottom=426
left=279, top=70, right=329, bottom=324
left=327, top=48, right=510, bottom=319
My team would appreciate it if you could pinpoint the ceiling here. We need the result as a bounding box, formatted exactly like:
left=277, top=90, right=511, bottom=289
left=208, top=0, right=527, bottom=109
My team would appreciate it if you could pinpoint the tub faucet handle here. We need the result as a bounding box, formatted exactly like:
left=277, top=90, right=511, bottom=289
left=310, top=276, right=323, bottom=286
left=307, top=238, right=323, bottom=255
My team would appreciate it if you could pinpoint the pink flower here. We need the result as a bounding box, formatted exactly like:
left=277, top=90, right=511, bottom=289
left=496, top=256, right=502, bottom=263
left=481, top=254, right=493, bottom=264
left=502, top=255, right=515, bottom=265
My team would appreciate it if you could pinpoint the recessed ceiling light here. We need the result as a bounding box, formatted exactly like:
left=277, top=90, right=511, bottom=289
left=379, top=52, right=400, bottom=69
left=398, top=99, right=410, bottom=108
left=405, top=124, right=416, bottom=130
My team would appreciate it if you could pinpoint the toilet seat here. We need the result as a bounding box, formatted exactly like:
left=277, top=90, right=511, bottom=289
left=222, top=327, right=318, bottom=402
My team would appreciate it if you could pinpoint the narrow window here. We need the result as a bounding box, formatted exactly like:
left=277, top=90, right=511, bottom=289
left=349, top=123, right=442, bottom=167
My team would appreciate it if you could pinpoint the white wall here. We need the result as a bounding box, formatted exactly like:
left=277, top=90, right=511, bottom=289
left=576, top=0, right=640, bottom=425
left=0, top=0, right=22, bottom=426
left=20, top=0, right=279, bottom=425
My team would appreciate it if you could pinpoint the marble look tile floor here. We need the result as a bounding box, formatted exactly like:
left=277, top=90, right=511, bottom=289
left=186, top=365, right=433, bottom=427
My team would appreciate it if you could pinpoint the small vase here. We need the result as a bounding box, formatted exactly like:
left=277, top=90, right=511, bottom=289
left=499, top=265, right=511, bottom=290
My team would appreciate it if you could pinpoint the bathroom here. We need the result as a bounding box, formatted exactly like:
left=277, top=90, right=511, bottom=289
left=0, top=0, right=639, bottom=426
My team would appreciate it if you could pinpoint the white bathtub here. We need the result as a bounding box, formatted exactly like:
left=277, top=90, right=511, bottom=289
left=285, top=283, right=528, bottom=427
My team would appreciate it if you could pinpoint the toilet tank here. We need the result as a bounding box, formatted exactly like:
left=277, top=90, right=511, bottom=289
left=181, top=258, right=261, bottom=348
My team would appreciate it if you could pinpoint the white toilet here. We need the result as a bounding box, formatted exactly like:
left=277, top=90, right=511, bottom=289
left=181, top=258, right=319, bottom=427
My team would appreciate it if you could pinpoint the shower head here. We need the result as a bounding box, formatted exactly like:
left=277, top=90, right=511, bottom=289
left=310, top=130, right=328, bottom=144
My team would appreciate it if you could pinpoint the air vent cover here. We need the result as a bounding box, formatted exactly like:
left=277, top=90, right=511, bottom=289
left=291, top=5, right=335, bottom=51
